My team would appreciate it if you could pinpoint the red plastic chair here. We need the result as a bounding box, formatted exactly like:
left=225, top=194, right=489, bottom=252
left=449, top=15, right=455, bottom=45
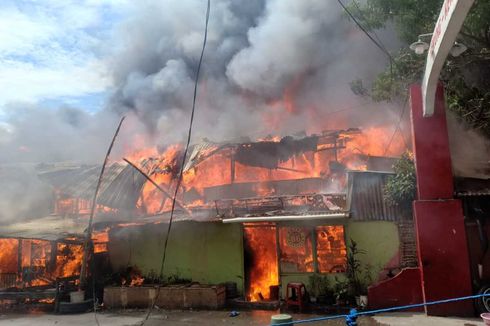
left=286, top=282, right=307, bottom=312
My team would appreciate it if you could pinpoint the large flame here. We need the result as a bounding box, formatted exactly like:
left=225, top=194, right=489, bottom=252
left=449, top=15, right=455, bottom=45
left=55, top=243, right=83, bottom=278
left=244, top=225, right=279, bottom=302
left=125, top=125, right=405, bottom=214
left=0, top=239, right=18, bottom=274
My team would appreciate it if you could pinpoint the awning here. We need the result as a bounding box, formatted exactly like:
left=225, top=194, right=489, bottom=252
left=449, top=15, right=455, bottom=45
left=221, top=212, right=349, bottom=223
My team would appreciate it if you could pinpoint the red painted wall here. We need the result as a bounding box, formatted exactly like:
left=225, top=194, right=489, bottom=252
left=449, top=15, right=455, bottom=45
left=414, top=200, right=473, bottom=316
left=410, top=84, right=454, bottom=199
left=410, top=84, right=474, bottom=316
left=368, top=268, right=423, bottom=310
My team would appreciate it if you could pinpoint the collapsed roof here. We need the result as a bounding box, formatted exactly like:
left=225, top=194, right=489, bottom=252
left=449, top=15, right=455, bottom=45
left=38, top=162, right=147, bottom=210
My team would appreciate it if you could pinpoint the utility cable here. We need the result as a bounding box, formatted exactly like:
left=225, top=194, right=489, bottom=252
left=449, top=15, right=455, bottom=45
left=139, top=0, right=210, bottom=324
left=336, top=0, right=393, bottom=62
left=350, top=0, right=389, bottom=54
left=383, top=94, right=409, bottom=156
left=336, top=0, right=395, bottom=92
left=337, top=0, right=405, bottom=156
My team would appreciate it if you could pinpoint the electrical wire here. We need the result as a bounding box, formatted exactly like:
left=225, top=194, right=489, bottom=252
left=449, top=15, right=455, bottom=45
left=336, top=0, right=395, bottom=90
left=350, top=0, right=388, bottom=54
left=139, top=0, right=210, bottom=324
left=383, top=94, right=409, bottom=156
left=158, top=0, right=210, bottom=284
left=336, top=0, right=393, bottom=62
left=336, top=0, right=406, bottom=144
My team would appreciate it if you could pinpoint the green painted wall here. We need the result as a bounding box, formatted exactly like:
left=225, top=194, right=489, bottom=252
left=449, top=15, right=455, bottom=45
left=345, top=220, right=400, bottom=280
left=108, top=220, right=398, bottom=299
left=108, top=221, right=244, bottom=293
left=279, top=221, right=399, bottom=297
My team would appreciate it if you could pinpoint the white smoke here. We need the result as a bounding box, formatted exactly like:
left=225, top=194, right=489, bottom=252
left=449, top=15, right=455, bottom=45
left=447, top=113, right=490, bottom=178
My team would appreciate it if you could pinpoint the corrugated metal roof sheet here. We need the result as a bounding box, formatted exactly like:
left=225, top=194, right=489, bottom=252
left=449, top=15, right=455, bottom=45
left=347, top=171, right=402, bottom=221
left=39, top=162, right=148, bottom=209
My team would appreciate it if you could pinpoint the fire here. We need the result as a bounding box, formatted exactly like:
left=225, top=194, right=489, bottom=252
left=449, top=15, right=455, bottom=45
left=55, top=243, right=83, bottom=278
left=316, top=226, right=347, bottom=273
left=0, top=237, right=85, bottom=289
left=342, top=126, right=405, bottom=158
left=116, top=125, right=406, bottom=217
left=183, top=150, right=232, bottom=194
left=120, top=266, right=145, bottom=287
left=243, top=225, right=279, bottom=302
left=30, top=279, right=50, bottom=286
left=92, top=228, right=109, bottom=253
left=130, top=275, right=144, bottom=287
left=136, top=145, right=182, bottom=215
left=0, top=239, right=18, bottom=274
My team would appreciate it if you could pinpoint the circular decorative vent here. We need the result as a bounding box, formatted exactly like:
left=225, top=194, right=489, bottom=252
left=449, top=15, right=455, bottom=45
left=286, top=228, right=305, bottom=248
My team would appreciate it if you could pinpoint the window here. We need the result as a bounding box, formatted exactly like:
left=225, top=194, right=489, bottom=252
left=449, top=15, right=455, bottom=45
left=278, top=227, right=314, bottom=272
left=316, top=226, right=347, bottom=273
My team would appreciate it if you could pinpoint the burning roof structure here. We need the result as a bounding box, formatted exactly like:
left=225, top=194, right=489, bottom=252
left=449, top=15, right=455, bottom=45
left=27, top=128, right=399, bottom=223
left=38, top=162, right=147, bottom=211
left=0, top=127, right=406, bottom=305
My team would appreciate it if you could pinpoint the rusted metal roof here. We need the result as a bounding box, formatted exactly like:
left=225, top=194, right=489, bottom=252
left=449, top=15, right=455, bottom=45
left=346, top=170, right=402, bottom=221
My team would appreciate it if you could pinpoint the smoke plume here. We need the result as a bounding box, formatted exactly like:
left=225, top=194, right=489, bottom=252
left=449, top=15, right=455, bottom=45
left=0, top=0, right=411, bottom=223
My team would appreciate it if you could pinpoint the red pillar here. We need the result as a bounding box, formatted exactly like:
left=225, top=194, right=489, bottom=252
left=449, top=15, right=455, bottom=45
left=410, top=84, right=473, bottom=316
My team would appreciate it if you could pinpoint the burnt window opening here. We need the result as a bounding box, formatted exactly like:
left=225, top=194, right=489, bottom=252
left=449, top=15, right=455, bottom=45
left=0, top=237, right=84, bottom=289
left=242, top=224, right=348, bottom=302
left=316, top=226, right=347, bottom=273
left=277, top=226, right=347, bottom=274
left=278, top=227, right=314, bottom=273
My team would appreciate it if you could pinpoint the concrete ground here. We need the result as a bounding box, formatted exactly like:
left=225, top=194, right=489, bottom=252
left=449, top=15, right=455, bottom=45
left=373, top=312, right=484, bottom=326
left=0, top=310, right=485, bottom=325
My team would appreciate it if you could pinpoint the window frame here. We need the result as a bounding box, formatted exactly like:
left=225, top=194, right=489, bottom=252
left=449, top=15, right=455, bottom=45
left=276, top=224, right=347, bottom=275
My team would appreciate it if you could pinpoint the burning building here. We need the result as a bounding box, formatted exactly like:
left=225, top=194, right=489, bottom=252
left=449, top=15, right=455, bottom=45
left=0, top=126, right=418, bottom=308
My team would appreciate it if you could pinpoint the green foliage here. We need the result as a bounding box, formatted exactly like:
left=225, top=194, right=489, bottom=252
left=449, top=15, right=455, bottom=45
left=347, top=0, right=490, bottom=137
left=371, top=49, right=425, bottom=102
left=333, top=276, right=350, bottom=302
left=307, top=274, right=331, bottom=298
left=346, top=239, right=371, bottom=296
left=346, top=0, right=443, bottom=44
left=384, top=152, right=416, bottom=214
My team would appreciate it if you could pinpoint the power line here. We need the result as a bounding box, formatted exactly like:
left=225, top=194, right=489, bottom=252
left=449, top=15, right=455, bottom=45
left=139, top=0, right=211, bottom=324
left=158, top=0, right=210, bottom=279
left=383, top=94, right=409, bottom=156
left=350, top=0, right=388, bottom=54
left=336, top=0, right=396, bottom=112
left=336, top=0, right=393, bottom=62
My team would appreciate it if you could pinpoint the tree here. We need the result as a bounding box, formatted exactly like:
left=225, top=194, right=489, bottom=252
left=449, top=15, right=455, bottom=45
left=347, top=0, right=490, bottom=136
left=384, top=152, right=416, bottom=216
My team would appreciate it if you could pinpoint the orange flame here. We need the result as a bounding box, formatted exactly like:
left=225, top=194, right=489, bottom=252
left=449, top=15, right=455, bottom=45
left=244, top=225, right=279, bottom=302
left=0, top=239, right=18, bottom=274
left=92, top=228, right=109, bottom=254
left=55, top=243, right=83, bottom=278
